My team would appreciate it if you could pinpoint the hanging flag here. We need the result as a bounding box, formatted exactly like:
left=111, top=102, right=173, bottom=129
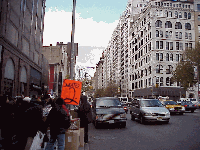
left=61, top=79, right=82, bottom=105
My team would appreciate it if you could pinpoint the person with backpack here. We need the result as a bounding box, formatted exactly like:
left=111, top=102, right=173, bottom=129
left=77, top=95, right=92, bottom=143
left=45, top=97, right=70, bottom=150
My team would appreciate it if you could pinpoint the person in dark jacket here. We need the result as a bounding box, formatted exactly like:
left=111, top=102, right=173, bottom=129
left=77, top=95, right=92, bottom=143
left=45, top=98, right=70, bottom=150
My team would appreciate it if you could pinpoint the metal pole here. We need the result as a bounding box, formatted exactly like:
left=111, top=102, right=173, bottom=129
left=70, top=0, right=76, bottom=80
left=197, top=65, right=199, bottom=101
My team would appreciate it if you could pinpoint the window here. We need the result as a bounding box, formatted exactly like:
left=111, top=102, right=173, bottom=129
left=160, top=41, right=163, bottom=49
left=185, top=43, right=188, bottom=48
left=156, top=53, right=159, bottom=60
left=198, top=26, right=200, bottom=33
left=198, top=16, right=200, bottom=21
left=185, top=32, right=188, bottom=39
left=179, top=12, right=182, bottom=18
left=189, top=33, right=192, bottom=40
left=189, top=43, right=192, bottom=49
left=184, top=12, right=187, bottom=19
left=160, top=53, right=163, bottom=61
left=175, top=11, right=178, bottom=18
left=160, top=30, right=163, bottom=37
left=155, top=20, right=162, bottom=27
left=179, top=32, right=182, bottom=39
left=156, top=41, right=159, bottom=49
left=169, top=11, right=172, bottom=17
left=176, top=54, right=179, bottom=61
left=170, top=54, right=173, bottom=61
left=166, top=53, right=169, bottom=61
left=175, top=32, right=178, bottom=39
left=169, top=31, right=172, bottom=38
left=165, top=21, right=172, bottom=28
left=197, top=4, right=200, bottom=11
left=188, top=12, right=191, bottom=19
left=156, top=30, right=159, bottom=37
left=166, top=42, right=169, bottom=50
left=176, top=42, right=179, bottom=50
left=175, top=22, right=182, bottom=29
left=166, top=31, right=169, bottom=38
left=180, top=43, right=183, bottom=50
left=170, top=42, right=173, bottom=50
left=185, top=23, right=191, bottom=30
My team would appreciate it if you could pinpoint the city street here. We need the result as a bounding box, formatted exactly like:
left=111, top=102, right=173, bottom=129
left=87, top=109, right=200, bottom=150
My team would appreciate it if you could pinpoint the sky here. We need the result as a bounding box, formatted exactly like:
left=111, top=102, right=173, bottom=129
left=43, top=0, right=128, bottom=77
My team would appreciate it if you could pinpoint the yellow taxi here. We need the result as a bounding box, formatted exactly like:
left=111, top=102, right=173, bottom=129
left=160, top=100, right=185, bottom=115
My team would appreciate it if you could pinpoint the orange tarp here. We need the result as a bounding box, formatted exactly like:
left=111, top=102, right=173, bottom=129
left=61, top=79, right=82, bottom=105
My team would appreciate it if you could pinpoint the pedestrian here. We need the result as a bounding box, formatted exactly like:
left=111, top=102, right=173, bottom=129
left=77, top=95, right=92, bottom=143
left=45, top=97, right=71, bottom=150
left=13, top=97, right=44, bottom=150
left=0, top=95, right=15, bottom=149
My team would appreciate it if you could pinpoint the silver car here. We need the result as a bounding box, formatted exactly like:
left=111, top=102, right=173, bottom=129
left=130, top=99, right=170, bottom=124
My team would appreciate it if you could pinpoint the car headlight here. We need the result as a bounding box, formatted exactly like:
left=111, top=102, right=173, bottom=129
left=144, top=113, right=152, bottom=116
left=166, top=112, right=170, bottom=116
left=181, top=107, right=185, bottom=110
left=120, top=113, right=126, bottom=118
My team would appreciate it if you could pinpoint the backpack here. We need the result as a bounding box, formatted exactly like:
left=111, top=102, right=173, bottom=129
left=48, top=105, right=71, bottom=130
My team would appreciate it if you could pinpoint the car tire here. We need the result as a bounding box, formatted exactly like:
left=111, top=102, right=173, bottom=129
left=191, top=110, right=194, bottom=113
left=165, top=120, right=169, bottom=124
left=140, top=115, right=146, bottom=124
left=120, top=122, right=126, bottom=128
left=131, top=113, right=135, bottom=121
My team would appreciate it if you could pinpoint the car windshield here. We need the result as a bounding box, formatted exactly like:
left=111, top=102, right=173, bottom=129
left=163, top=101, right=177, bottom=105
left=141, top=100, right=163, bottom=107
left=96, top=99, right=121, bottom=107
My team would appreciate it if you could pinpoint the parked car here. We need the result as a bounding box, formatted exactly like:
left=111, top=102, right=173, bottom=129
left=92, top=97, right=127, bottom=128
left=177, top=101, right=197, bottom=113
left=160, top=100, right=185, bottom=115
left=130, top=99, right=170, bottom=124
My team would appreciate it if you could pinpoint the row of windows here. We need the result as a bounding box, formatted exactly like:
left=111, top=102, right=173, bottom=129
left=156, top=30, right=192, bottom=40
left=156, top=41, right=192, bottom=50
left=155, top=20, right=191, bottom=30
left=155, top=2, right=191, bottom=9
left=131, top=77, right=173, bottom=89
left=155, top=10, right=191, bottom=19
left=156, top=53, right=182, bottom=62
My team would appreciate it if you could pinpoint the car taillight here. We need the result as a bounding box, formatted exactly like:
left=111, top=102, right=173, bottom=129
left=194, top=105, right=196, bottom=107
left=124, top=106, right=127, bottom=109
left=184, top=105, right=187, bottom=107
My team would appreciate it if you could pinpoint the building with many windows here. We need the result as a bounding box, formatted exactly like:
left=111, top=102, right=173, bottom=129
left=94, top=0, right=199, bottom=101
left=0, top=0, right=48, bottom=97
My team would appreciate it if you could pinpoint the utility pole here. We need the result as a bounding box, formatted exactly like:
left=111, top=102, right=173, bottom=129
left=70, top=0, right=76, bottom=80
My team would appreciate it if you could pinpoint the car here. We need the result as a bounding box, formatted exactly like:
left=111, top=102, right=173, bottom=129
left=121, top=103, right=128, bottom=113
left=92, top=97, right=127, bottom=128
left=160, top=100, right=185, bottom=115
left=177, top=101, right=197, bottom=113
left=130, top=99, right=170, bottom=124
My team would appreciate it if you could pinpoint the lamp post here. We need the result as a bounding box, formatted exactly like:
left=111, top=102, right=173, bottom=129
left=70, top=0, right=76, bottom=80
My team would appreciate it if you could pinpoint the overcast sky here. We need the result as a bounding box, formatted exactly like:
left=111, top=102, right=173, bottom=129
left=43, top=0, right=128, bottom=77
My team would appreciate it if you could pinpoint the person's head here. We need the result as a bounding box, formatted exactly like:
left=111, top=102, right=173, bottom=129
left=80, top=95, right=88, bottom=104
left=55, top=98, right=64, bottom=106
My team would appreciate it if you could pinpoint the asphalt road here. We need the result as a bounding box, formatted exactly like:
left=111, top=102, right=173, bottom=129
left=87, top=109, right=200, bottom=150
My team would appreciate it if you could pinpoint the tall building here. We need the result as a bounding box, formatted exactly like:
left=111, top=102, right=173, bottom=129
left=0, top=0, right=48, bottom=97
left=42, top=42, right=78, bottom=96
left=95, top=0, right=198, bottom=101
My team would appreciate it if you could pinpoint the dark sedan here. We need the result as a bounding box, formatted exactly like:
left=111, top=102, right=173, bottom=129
left=177, top=101, right=197, bottom=113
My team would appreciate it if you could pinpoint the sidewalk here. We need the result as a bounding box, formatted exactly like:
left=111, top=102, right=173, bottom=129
left=78, top=143, right=89, bottom=150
